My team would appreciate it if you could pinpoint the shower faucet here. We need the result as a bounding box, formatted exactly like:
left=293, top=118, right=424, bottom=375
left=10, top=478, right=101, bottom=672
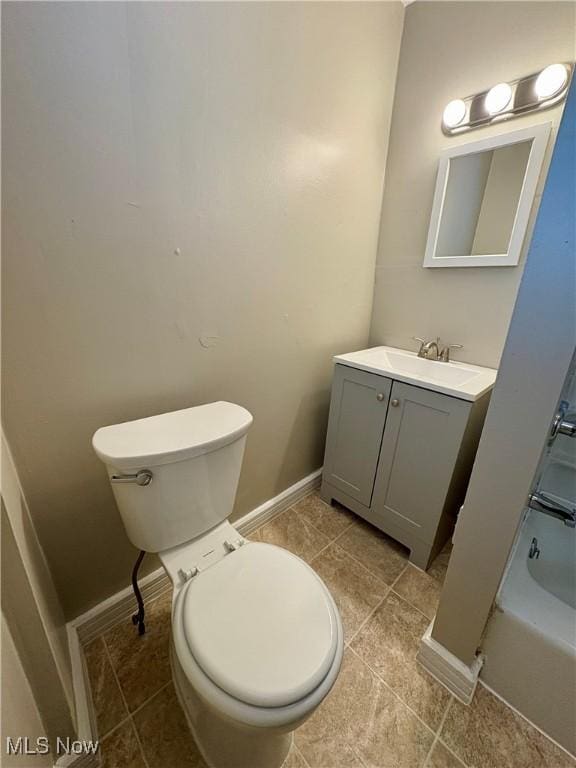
left=528, top=491, right=576, bottom=528
left=550, top=401, right=576, bottom=442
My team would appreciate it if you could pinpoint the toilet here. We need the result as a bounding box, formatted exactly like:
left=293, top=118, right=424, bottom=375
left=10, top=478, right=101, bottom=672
left=92, top=401, right=343, bottom=768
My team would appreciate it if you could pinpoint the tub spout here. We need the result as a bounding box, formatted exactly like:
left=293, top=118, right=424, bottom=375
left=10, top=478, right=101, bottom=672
left=528, top=492, right=576, bottom=528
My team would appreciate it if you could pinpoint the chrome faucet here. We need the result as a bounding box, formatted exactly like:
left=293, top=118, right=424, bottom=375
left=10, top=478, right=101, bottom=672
left=528, top=491, right=576, bottom=528
left=550, top=401, right=576, bottom=442
left=413, top=337, right=440, bottom=360
left=413, top=337, right=463, bottom=362
left=439, top=343, right=463, bottom=362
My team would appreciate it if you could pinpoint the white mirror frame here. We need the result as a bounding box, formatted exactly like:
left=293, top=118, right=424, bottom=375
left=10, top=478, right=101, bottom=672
left=423, top=123, right=551, bottom=268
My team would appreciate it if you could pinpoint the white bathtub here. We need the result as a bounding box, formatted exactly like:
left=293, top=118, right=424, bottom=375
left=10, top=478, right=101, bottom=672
left=481, top=507, right=576, bottom=756
left=500, top=508, right=575, bottom=645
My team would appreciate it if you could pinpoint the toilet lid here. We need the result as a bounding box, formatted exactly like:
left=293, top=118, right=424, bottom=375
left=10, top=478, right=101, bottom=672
left=180, top=543, right=338, bottom=708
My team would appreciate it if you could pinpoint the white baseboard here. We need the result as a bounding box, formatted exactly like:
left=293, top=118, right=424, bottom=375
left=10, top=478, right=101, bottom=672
left=69, top=467, right=322, bottom=647
left=71, top=567, right=171, bottom=647
left=234, top=467, right=323, bottom=535
left=53, top=627, right=100, bottom=767
left=417, top=621, right=484, bottom=705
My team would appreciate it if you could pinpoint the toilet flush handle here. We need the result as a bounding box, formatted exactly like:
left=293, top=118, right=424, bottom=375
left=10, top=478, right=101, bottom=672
left=111, top=469, right=153, bottom=486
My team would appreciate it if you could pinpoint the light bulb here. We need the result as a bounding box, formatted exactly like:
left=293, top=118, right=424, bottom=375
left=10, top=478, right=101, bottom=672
left=535, top=64, right=568, bottom=100
left=443, top=99, right=467, bottom=128
left=485, top=83, right=512, bottom=115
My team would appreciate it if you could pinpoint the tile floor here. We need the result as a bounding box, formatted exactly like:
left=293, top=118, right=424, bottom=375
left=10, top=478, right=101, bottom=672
left=84, top=491, right=575, bottom=768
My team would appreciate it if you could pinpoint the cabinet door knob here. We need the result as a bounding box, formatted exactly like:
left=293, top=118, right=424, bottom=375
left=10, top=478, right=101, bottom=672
left=377, top=392, right=385, bottom=401
left=391, top=398, right=400, bottom=407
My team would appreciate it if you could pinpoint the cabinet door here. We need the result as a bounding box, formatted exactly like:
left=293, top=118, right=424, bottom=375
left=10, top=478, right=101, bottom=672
left=323, top=365, right=391, bottom=506
left=372, top=381, right=471, bottom=540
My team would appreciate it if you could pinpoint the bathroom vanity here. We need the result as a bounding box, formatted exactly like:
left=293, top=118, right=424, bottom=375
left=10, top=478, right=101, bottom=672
left=321, top=346, right=496, bottom=569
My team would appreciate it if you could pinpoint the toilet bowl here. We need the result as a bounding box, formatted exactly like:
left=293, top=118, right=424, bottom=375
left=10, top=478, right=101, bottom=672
left=165, top=524, right=343, bottom=768
left=92, top=402, right=343, bottom=768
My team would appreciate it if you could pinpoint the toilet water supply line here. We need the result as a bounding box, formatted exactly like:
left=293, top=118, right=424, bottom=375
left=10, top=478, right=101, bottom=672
left=131, top=550, right=147, bottom=635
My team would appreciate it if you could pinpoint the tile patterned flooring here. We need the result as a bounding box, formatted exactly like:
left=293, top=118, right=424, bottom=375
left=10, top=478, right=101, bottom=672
left=84, top=491, right=575, bottom=768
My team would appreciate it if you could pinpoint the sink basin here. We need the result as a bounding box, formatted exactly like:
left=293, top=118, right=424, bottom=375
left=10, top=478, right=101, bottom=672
left=376, top=350, right=480, bottom=387
left=333, top=346, right=497, bottom=401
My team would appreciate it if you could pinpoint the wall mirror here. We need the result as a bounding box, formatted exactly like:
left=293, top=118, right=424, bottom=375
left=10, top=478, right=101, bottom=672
left=423, top=123, right=550, bottom=267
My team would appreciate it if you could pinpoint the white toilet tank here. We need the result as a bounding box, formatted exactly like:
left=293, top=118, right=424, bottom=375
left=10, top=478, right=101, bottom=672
left=92, top=402, right=253, bottom=553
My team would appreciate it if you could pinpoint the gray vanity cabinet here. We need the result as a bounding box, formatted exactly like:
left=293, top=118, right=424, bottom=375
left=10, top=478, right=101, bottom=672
left=371, top=382, right=473, bottom=552
left=322, top=365, right=392, bottom=507
left=321, top=364, right=490, bottom=570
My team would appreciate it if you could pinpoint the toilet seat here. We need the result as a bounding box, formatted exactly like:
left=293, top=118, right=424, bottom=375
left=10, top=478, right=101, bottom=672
left=170, top=540, right=344, bottom=729
left=180, top=543, right=338, bottom=707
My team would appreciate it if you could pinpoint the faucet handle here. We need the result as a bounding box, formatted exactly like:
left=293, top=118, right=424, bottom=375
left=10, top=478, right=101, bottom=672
left=439, top=343, right=463, bottom=362
left=412, top=337, right=426, bottom=357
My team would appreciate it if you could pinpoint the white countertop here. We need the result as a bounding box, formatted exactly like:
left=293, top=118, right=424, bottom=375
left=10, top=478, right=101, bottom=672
left=334, top=346, right=497, bottom=401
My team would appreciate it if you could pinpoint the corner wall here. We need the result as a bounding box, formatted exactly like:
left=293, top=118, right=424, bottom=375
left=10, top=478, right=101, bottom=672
left=432, top=72, right=575, bottom=666
left=1, top=434, right=75, bottom=750
left=369, top=1, right=575, bottom=369
left=1, top=615, right=53, bottom=767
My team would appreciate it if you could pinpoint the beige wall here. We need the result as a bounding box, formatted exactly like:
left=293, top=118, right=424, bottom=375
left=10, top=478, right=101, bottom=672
left=369, top=1, right=575, bottom=369
left=1, top=434, right=75, bottom=750
left=0, top=435, right=74, bottom=711
left=2, top=1, right=404, bottom=617
left=1, top=615, right=53, bottom=767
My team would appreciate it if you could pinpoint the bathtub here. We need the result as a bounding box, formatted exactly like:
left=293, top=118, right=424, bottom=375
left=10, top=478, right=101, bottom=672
left=481, top=505, right=576, bottom=756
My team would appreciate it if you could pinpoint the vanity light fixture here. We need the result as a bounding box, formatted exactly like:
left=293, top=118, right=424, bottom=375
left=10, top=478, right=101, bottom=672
left=535, top=63, right=569, bottom=101
left=485, top=82, right=513, bottom=115
left=442, top=99, right=467, bottom=128
left=441, top=62, right=573, bottom=135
